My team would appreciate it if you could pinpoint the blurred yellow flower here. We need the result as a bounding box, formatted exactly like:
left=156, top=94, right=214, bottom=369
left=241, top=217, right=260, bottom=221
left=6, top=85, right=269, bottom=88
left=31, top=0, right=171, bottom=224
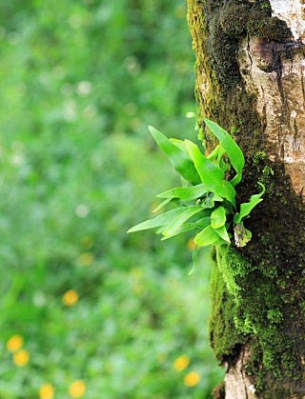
left=184, top=371, right=201, bottom=387
left=69, top=380, right=86, bottom=398
left=13, top=349, right=30, bottom=367
left=78, top=252, right=94, bottom=266
left=62, top=290, right=79, bottom=306
left=6, top=335, right=24, bottom=352
left=39, top=383, right=55, bottom=399
left=173, top=355, right=190, bottom=371
left=187, top=238, right=196, bottom=251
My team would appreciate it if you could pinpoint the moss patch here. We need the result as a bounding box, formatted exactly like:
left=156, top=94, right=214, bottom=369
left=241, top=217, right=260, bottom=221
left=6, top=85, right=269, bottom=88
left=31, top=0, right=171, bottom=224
left=187, top=0, right=263, bottom=154
left=210, top=157, right=305, bottom=396
left=209, top=255, right=246, bottom=364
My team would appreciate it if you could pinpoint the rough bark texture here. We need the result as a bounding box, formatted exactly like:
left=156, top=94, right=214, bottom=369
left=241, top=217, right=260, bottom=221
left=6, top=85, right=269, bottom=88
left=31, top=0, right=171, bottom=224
left=186, top=1, right=305, bottom=398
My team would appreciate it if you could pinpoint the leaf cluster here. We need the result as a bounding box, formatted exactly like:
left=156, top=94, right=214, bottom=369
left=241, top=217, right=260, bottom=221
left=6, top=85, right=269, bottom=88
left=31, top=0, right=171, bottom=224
left=128, top=119, right=264, bottom=248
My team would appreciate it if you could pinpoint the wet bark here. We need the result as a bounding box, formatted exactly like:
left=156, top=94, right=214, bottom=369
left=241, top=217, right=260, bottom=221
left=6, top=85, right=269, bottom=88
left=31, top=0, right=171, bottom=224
left=186, top=1, right=305, bottom=398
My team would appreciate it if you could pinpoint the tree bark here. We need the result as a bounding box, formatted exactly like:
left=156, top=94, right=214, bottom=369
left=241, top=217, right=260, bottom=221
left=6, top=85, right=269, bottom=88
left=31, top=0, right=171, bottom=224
left=186, top=1, right=305, bottom=398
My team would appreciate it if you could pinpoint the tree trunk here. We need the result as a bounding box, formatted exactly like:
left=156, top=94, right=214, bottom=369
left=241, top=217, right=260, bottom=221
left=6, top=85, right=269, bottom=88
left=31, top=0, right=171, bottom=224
left=186, top=1, right=305, bottom=398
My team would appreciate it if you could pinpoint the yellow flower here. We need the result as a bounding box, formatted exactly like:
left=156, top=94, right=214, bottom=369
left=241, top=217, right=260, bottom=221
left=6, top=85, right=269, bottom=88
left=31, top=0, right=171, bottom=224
left=39, top=383, right=55, bottom=399
left=69, top=380, right=86, bottom=398
left=184, top=371, right=201, bottom=387
left=6, top=335, right=24, bottom=352
left=78, top=252, right=94, bottom=266
left=62, top=290, right=79, bottom=306
left=173, top=355, right=190, bottom=371
left=13, top=349, right=30, bottom=367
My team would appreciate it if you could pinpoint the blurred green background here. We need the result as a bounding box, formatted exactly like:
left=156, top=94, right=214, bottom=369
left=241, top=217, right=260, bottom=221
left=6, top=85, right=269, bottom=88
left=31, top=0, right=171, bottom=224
left=0, top=0, right=223, bottom=398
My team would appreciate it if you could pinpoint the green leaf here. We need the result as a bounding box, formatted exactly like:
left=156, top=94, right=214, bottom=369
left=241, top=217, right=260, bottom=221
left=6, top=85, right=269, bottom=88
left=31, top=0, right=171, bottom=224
left=194, top=225, right=223, bottom=247
left=188, top=245, right=198, bottom=276
left=201, top=197, right=215, bottom=209
left=207, top=144, right=226, bottom=168
left=162, top=206, right=202, bottom=237
left=219, top=158, right=230, bottom=173
left=152, top=198, right=172, bottom=213
left=233, top=183, right=265, bottom=224
left=161, top=217, right=211, bottom=240
left=169, top=138, right=188, bottom=154
left=211, top=206, right=226, bottom=229
left=200, top=193, right=223, bottom=209
left=204, top=118, right=245, bottom=186
left=234, top=223, right=252, bottom=247
left=149, top=126, right=201, bottom=184
left=184, top=139, right=236, bottom=205
left=215, top=225, right=231, bottom=243
left=127, top=208, right=186, bottom=233
left=185, top=139, right=223, bottom=179
left=207, top=144, right=222, bottom=161
left=156, top=184, right=208, bottom=201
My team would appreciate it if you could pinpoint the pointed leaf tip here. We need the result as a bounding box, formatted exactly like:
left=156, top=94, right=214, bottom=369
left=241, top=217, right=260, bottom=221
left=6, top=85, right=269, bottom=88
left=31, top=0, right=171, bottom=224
left=148, top=126, right=201, bottom=185
left=203, top=117, right=244, bottom=186
left=148, top=125, right=157, bottom=135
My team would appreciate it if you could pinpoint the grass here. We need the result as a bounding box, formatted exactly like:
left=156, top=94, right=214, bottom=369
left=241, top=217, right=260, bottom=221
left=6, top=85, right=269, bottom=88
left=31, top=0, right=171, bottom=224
left=0, top=0, right=223, bottom=397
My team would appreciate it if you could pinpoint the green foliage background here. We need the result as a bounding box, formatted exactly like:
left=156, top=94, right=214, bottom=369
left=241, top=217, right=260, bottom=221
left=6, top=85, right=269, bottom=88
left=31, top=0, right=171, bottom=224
left=0, top=0, right=223, bottom=397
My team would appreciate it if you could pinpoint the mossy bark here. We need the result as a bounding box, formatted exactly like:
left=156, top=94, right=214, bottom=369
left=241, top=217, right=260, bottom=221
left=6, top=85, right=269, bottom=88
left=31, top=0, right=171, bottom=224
left=186, top=1, right=305, bottom=398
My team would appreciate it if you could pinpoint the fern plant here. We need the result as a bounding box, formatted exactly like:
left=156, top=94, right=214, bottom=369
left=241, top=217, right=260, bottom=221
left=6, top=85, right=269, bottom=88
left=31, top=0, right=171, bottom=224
left=128, top=118, right=264, bottom=249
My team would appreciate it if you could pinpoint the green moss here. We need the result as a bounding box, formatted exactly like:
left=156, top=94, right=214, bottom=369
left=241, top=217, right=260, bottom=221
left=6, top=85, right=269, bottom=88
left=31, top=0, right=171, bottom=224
left=211, top=1, right=288, bottom=42
left=215, top=243, right=304, bottom=395
left=186, top=0, right=267, bottom=153
left=187, top=0, right=292, bottom=147
left=208, top=156, right=305, bottom=395
left=247, top=15, right=292, bottom=41
left=212, top=157, right=305, bottom=394
left=260, top=1, right=272, bottom=14
left=219, top=1, right=249, bottom=38
left=209, top=257, right=246, bottom=364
